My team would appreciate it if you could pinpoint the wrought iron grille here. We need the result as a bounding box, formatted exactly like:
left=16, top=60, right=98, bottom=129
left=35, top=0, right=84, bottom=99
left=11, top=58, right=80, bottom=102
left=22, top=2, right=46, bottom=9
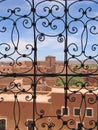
left=0, top=0, right=98, bottom=130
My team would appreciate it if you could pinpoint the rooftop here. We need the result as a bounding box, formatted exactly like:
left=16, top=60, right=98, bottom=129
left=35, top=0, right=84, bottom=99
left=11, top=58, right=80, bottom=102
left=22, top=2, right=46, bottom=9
left=0, top=87, right=98, bottom=103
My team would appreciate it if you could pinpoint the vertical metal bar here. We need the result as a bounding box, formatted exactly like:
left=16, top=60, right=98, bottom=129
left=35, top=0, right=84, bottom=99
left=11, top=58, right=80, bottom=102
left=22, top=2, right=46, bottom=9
left=32, top=0, right=37, bottom=129
left=64, top=0, right=68, bottom=109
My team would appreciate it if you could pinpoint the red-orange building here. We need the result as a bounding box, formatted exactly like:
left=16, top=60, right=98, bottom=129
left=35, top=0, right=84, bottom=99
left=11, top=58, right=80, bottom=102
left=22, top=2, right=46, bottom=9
left=0, top=87, right=97, bottom=130
left=0, top=56, right=97, bottom=129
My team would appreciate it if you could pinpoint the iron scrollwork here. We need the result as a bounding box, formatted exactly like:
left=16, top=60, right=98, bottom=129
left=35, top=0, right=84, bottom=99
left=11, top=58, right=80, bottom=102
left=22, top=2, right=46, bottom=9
left=0, top=0, right=97, bottom=130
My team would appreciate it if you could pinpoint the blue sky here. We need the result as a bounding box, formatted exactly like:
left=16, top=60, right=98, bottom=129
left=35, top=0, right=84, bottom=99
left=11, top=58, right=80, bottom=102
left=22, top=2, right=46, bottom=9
left=0, top=0, right=98, bottom=62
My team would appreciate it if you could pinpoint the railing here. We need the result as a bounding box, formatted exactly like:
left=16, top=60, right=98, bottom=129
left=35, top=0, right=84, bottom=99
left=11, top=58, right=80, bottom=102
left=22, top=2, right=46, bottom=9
left=0, top=0, right=98, bottom=130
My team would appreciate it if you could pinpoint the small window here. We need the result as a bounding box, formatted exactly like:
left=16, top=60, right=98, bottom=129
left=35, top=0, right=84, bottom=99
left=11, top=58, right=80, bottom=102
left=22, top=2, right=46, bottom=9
left=74, top=108, right=80, bottom=116
left=76, top=122, right=84, bottom=130
left=86, top=108, right=93, bottom=117
left=28, top=120, right=33, bottom=130
left=62, top=107, right=69, bottom=116
left=0, top=119, right=6, bottom=130
left=27, top=120, right=36, bottom=130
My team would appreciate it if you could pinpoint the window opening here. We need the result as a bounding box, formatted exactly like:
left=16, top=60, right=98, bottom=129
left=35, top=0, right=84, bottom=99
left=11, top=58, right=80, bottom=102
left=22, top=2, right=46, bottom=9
left=61, top=107, right=69, bottom=116
left=0, top=119, right=6, bottom=130
left=27, top=120, right=33, bottom=130
left=74, top=108, right=80, bottom=116
left=86, top=108, right=93, bottom=117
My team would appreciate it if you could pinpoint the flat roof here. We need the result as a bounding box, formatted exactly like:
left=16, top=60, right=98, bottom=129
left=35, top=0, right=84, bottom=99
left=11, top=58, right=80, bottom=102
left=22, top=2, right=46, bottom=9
left=0, top=87, right=98, bottom=103
left=0, top=93, right=51, bottom=103
left=52, top=87, right=98, bottom=94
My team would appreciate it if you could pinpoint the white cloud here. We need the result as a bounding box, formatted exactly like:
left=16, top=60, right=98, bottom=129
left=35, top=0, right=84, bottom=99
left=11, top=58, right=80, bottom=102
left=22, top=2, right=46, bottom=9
left=37, top=36, right=64, bottom=49
left=68, top=36, right=79, bottom=44
left=17, top=38, right=34, bottom=52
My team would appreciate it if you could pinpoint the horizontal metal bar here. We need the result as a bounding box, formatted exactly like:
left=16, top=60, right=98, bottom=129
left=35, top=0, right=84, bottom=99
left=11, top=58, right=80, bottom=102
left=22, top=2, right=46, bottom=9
left=0, top=73, right=97, bottom=77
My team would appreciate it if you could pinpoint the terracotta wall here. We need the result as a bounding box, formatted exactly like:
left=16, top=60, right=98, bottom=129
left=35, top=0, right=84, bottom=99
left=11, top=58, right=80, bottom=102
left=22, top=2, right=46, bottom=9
left=0, top=92, right=97, bottom=130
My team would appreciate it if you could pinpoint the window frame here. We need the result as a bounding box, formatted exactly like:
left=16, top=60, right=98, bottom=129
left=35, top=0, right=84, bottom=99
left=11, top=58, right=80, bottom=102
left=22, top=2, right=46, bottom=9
left=27, top=119, right=36, bottom=130
left=85, top=108, right=93, bottom=117
left=76, top=122, right=84, bottom=130
left=0, top=118, right=7, bottom=130
left=74, top=107, right=81, bottom=117
left=61, top=106, right=69, bottom=116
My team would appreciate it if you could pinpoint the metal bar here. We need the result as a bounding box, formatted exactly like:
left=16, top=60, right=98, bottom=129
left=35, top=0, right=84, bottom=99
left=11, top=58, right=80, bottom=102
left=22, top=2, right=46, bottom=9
left=0, top=73, right=97, bottom=77
left=32, top=0, right=37, bottom=129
